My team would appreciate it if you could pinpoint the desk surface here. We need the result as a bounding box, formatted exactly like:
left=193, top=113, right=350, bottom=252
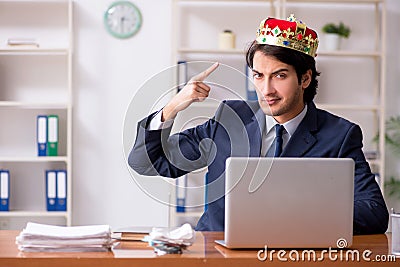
left=0, top=230, right=398, bottom=267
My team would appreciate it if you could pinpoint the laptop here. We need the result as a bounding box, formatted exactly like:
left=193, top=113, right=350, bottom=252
left=215, top=157, right=354, bottom=249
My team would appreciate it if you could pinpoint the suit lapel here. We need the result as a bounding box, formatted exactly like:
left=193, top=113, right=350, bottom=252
left=281, top=102, right=318, bottom=157
left=247, top=108, right=265, bottom=157
left=243, top=105, right=265, bottom=157
left=230, top=101, right=319, bottom=157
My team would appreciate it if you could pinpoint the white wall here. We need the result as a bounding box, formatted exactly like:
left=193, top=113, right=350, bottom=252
left=72, top=0, right=400, bottom=228
left=72, top=0, right=172, bottom=228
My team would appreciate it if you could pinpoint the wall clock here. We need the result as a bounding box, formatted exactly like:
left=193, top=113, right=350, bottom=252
left=104, top=1, right=142, bottom=39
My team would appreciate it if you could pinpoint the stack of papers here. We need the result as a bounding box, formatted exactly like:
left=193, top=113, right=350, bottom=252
left=144, top=223, right=195, bottom=255
left=16, top=222, right=112, bottom=252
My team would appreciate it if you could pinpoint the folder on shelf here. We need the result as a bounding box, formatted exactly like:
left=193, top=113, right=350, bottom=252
left=0, top=170, right=10, bottom=211
left=47, top=115, right=59, bottom=156
left=245, top=66, right=257, bottom=100
left=204, top=172, right=209, bottom=212
left=45, top=170, right=57, bottom=211
left=7, top=38, right=39, bottom=47
left=37, top=115, right=48, bottom=156
left=176, top=175, right=187, bottom=213
left=177, top=61, right=187, bottom=92
left=56, top=170, right=67, bottom=211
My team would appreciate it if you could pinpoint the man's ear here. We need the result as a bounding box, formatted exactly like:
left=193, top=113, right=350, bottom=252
left=301, top=69, right=312, bottom=89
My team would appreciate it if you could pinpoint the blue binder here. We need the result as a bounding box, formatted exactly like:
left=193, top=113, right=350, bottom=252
left=56, top=170, right=67, bottom=211
left=37, top=115, right=48, bottom=156
left=245, top=66, right=257, bottom=100
left=176, top=175, right=187, bottom=213
left=204, top=172, right=209, bottom=212
left=0, top=170, right=10, bottom=211
left=45, top=170, right=57, bottom=211
left=177, top=61, right=187, bottom=92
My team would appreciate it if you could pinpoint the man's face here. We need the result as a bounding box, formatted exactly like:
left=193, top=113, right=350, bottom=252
left=252, top=51, right=311, bottom=124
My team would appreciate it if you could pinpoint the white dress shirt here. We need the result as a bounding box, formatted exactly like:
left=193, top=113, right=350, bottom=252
left=149, top=109, right=174, bottom=130
left=261, top=105, right=308, bottom=155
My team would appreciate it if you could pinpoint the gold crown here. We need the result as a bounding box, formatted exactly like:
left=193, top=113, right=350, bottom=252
left=256, top=14, right=319, bottom=57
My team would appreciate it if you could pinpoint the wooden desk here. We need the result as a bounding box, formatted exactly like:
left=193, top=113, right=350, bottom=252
left=0, top=231, right=398, bottom=266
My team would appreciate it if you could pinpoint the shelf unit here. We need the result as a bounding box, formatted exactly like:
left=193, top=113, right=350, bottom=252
left=170, top=0, right=386, bottom=227
left=170, top=0, right=276, bottom=227
left=172, top=0, right=276, bottom=62
left=0, top=0, right=73, bottom=230
left=279, top=0, right=386, bottom=191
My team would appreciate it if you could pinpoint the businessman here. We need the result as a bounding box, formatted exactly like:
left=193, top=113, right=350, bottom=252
left=128, top=15, right=389, bottom=234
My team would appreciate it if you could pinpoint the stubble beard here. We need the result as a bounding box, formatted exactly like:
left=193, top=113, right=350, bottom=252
left=259, top=87, right=303, bottom=118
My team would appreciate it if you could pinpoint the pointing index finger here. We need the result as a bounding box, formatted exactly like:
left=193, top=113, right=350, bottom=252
left=192, top=62, right=219, bottom=81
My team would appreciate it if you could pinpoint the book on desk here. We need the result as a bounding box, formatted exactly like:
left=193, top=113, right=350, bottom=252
left=112, top=226, right=152, bottom=241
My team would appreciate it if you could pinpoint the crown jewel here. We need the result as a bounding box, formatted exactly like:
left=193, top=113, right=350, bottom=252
left=256, top=14, right=319, bottom=57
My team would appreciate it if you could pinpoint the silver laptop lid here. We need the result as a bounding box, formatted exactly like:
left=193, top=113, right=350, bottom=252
left=223, top=157, right=354, bottom=249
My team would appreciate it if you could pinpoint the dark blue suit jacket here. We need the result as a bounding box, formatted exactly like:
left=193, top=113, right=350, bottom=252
left=128, top=100, right=388, bottom=234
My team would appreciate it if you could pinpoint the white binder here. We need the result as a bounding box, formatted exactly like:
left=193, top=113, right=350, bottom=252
left=0, top=170, right=10, bottom=211
left=46, top=171, right=57, bottom=211
left=56, top=170, right=67, bottom=211
left=37, top=116, right=48, bottom=156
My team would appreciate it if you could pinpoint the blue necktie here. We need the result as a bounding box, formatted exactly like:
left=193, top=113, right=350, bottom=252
left=265, top=124, right=285, bottom=157
left=274, top=124, right=284, bottom=157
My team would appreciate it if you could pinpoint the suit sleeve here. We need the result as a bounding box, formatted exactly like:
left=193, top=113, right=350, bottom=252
left=338, top=124, right=389, bottom=234
left=128, top=106, right=221, bottom=178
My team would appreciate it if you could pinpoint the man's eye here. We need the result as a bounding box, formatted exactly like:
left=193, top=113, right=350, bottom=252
left=253, top=73, right=262, bottom=79
left=275, top=73, right=286, bottom=79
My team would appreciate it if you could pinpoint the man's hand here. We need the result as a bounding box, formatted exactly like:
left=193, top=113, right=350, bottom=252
left=162, top=62, right=219, bottom=121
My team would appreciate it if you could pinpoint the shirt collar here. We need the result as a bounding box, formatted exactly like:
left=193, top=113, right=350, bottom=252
left=265, top=104, right=308, bottom=138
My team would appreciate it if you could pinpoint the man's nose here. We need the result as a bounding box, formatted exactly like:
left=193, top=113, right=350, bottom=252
left=260, top=79, right=274, bottom=96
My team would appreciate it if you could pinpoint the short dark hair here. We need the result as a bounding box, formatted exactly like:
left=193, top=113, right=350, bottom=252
left=245, top=41, right=320, bottom=103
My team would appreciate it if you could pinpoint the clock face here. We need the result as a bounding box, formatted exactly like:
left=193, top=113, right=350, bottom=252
left=104, top=1, right=142, bottom=39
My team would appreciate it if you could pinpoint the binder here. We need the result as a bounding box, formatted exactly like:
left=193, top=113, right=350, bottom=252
left=37, top=115, right=48, bottom=156
left=204, top=172, right=209, bottom=212
left=0, top=170, right=10, bottom=211
left=47, top=115, right=59, bottom=156
left=45, top=170, right=57, bottom=211
left=245, top=66, right=257, bottom=100
left=176, top=175, right=187, bottom=213
left=56, top=170, right=67, bottom=211
left=177, top=61, right=187, bottom=92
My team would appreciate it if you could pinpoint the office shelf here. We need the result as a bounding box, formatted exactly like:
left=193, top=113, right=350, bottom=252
left=285, top=0, right=382, bottom=3
left=178, top=48, right=246, bottom=55
left=178, top=0, right=270, bottom=2
left=0, top=101, right=69, bottom=109
left=316, top=104, right=380, bottom=111
left=0, top=48, right=69, bottom=56
left=0, top=0, right=69, bottom=3
left=0, top=157, right=68, bottom=163
left=170, top=0, right=274, bottom=228
left=178, top=49, right=382, bottom=58
left=0, top=211, right=67, bottom=218
left=174, top=211, right=203, bottom=218
left=285, top=0, right=386, bottom=192
left=317, top=51, right=382, bottom=58
left=0, top=0, right=73, bottom=229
